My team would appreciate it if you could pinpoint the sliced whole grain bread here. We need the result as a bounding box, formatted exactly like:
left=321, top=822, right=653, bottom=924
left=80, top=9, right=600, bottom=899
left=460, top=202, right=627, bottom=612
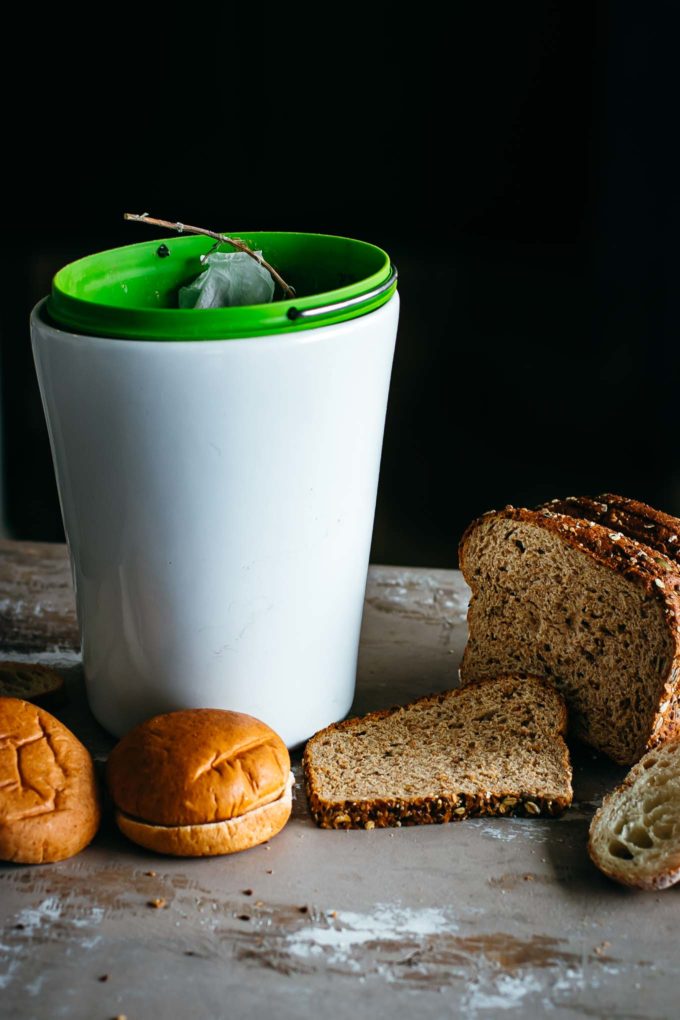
left=459, top=503, right=680, bottom=765
left=589, top=739, right=680, bottom=889
left=303, top=674, right=572, bottom=829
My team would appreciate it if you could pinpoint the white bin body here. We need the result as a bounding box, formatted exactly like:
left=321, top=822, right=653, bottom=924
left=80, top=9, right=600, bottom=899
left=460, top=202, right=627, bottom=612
left=31, top=295, right=399, bottom=746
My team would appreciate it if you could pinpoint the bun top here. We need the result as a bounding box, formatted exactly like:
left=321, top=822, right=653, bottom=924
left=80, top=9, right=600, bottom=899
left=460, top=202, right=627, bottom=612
left=0, top=697, right=100, bottom=863
left=107, top=709, right=290, bottom=826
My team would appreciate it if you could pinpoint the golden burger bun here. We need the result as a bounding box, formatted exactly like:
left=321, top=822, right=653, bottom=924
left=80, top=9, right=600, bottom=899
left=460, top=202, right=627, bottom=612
left=106, top=708, right=293, bottom=856
left=0, top=697, right=100, bottom=863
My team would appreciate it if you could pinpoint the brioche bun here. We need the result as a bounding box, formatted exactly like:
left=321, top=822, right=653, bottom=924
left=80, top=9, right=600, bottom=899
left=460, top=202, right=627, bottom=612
left=107, top=708, right=293, bottom=856
left=0, top=697, right=100, bottom=863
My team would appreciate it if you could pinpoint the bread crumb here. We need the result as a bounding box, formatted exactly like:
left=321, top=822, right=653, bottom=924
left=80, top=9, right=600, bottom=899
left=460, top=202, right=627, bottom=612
left=145, top=870, right=156, bottom=877
left=147, top=898, right=166, bottom=909
left=594, top=940, right=611, bottom=956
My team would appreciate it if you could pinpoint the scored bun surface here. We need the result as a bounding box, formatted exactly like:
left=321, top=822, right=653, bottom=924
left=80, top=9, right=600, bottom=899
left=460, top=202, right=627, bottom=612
left=0, top=697, right=100, bottom=864
left=107, top=708, right=293, bottom=856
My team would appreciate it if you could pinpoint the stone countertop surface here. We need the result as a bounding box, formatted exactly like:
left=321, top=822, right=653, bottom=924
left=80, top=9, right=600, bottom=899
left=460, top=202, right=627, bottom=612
left=0, top=541, right=672, bottom=1020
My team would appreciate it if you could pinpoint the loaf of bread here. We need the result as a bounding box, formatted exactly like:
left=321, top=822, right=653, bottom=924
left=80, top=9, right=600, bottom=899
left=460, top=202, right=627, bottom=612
left=589, top=738, right=680, bottom=889
left=459, top=498, right=680, bottom=765
left=303, top=674, right=572, bottom=829
left=107, top=708, right=293, bottom=856
left=0, top=697, right=100, bottom=863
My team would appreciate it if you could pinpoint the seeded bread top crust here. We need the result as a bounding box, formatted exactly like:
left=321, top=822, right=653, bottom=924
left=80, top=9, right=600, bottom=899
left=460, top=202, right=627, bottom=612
left=460, top=504, right=680, bottom=598
left=459, top=504, right=680, bottom=756
left=540, top=494, right=680, bottom=567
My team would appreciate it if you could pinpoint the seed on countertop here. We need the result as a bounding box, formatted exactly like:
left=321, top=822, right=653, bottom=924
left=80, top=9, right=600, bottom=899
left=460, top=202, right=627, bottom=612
left=242, top=889, right=253, bottom=896
left=147, top=898, right=166, bottom=909
left=98, top=974, right=109, bottom=982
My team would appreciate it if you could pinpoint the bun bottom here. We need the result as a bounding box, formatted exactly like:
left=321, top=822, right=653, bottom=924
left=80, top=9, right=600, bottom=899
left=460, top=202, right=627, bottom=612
left=115, top=773, right=294, bottom=857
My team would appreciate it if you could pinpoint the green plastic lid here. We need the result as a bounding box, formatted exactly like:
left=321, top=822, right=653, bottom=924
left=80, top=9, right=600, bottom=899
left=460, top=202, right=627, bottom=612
left=48, top=231, right=397, bottom=341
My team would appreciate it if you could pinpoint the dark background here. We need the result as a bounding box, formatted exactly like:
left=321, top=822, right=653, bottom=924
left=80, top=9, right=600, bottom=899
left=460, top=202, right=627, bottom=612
left=1, top=3, right=677, bottom=567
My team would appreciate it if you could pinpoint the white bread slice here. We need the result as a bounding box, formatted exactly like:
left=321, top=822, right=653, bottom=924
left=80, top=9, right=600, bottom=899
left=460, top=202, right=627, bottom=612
left=589, top=739, right=680, bottom=889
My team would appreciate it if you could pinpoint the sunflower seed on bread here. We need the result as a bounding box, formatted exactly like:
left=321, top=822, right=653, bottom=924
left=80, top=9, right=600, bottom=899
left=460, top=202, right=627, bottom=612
left=0, top=662, right=65, bottom=707
left=589, top=739, right=680, bottom=889
left=303, top=674, right=572, bottom=829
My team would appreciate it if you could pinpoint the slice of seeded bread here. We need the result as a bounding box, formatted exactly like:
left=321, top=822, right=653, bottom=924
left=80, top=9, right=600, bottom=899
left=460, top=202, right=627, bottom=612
left=303, top=675, right=572, bottom=829
left=0, top=662, right=65, bottom=707
left=589, top=739, right=680, bottom=889
left=459, top=504, right=680, bottom=765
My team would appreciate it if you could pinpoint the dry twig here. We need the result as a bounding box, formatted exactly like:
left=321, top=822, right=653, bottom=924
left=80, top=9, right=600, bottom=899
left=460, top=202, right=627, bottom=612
left=124, top=213, right=295, bottom=298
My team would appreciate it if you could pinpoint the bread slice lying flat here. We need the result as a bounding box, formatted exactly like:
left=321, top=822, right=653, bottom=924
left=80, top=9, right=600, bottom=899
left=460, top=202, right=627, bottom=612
left=303, top=675, right=572, bottom=829
left=459, top=503, right=680, bottom=765
left=589, top=739, right=680, bottom=889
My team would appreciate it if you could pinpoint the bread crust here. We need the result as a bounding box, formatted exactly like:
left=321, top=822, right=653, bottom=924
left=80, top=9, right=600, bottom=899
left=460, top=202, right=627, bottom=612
left=107, top=708, right=290, bottom=827
left=539, top=494, right=680, bottom=566
left=459, top=505, right=680, bottom=763
left=0, top=697, right=100, bottom=864
left=303, top=676, right=572, bottom=829
left=115, top=773, right=294, bottom=857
